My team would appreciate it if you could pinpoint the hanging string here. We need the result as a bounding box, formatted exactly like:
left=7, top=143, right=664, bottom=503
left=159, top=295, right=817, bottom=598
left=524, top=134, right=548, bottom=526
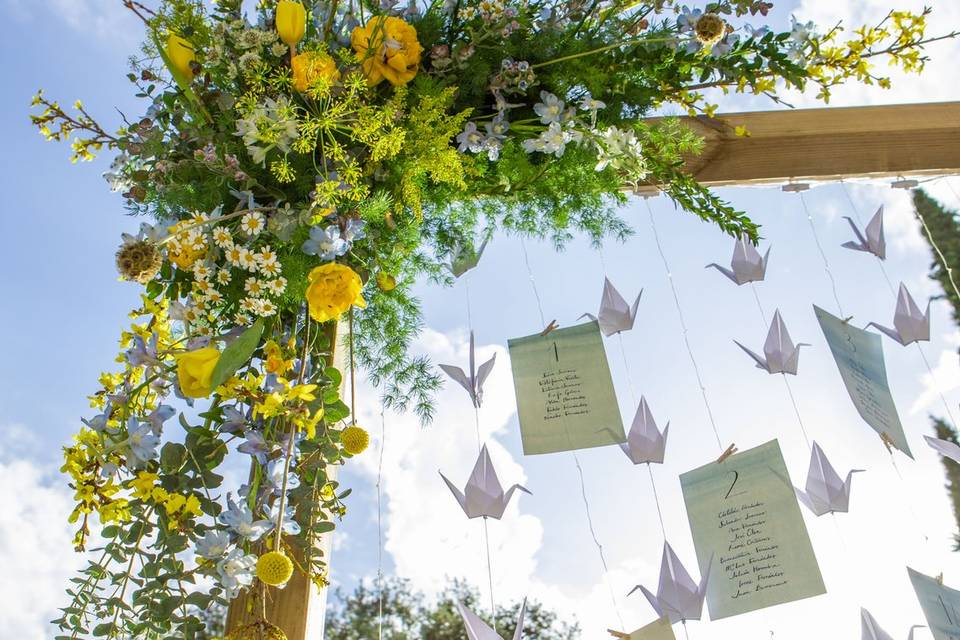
left=376, top=408, right=386, bottom=640
left=644, top=197, right=773, bottom=639
left=798, top=190, right=846, bottom=318
left=799, top=185, right=932, bottom=548
left=839, top=181, right=959, bottom=430
left=644, top=199, right=724, bottom=452
left=461, top=271, right=498, bottom=626
left=520, top=238, right=626, bottom=630
left=749, top=283, right=813, bottom=452
left=597, top=248, right=666, bottom=540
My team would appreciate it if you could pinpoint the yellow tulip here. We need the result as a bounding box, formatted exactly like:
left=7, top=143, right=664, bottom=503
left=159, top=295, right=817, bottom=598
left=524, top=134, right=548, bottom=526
left=165, top=33, right=196, bottom=81
left=276, top=0, right=307, bottom=48
left=174, top=347, right=221, bottom=398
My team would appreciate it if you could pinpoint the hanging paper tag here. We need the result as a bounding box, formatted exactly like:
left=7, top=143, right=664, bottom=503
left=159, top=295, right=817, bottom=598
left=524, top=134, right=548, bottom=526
left=814, top=305, right=912, bottom=458
left=627, top=617, right=676, bottom=639
left=680, top=440, right=826, bottom=620
left=909, top=567, right=960, bottom=639
left=508, top=320, right=625, bottom=455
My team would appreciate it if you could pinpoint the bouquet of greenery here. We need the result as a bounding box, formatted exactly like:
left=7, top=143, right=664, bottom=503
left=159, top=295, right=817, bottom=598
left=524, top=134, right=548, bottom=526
left=32, top=0, right=949, bottom=637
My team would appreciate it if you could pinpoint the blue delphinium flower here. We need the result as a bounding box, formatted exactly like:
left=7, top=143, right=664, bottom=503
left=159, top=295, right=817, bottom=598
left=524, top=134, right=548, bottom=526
left=217, top=548, right=257, bottom=599
left=82, top=403, right=113, bottom=433
left=266, top=458, right=301, bottom=494
left=301, top=225, right=348, bottom=260
left=219, top=495, right=272, bottom=542
left=125, top=418, right=160, bottom=468
left=146, top=404, right=175, bottom=435
left=237, top=431, right=272, bottom=464
left=195, top=530, right=231, bottom=559
left=267, top=500, right=301, bottom=536
left=221, top=406, right=247, bottom=434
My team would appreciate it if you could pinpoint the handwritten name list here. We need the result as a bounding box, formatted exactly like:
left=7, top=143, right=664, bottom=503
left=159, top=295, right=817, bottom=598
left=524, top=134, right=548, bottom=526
left=680, top=440, right=825, bottom=620
left=815, top=305, right=911, bottom=457
left=508, top=321, right=625, bottom=455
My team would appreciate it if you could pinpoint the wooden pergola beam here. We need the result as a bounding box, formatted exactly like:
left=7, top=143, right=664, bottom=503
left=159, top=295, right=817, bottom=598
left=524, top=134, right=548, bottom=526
left=646, top=101, right=960, bottom=188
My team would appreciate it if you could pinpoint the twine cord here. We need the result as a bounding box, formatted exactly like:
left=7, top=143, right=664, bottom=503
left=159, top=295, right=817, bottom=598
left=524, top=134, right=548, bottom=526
left=521, top=238, right=625, bottom=629
left=645, top=199, right=724, bottom=451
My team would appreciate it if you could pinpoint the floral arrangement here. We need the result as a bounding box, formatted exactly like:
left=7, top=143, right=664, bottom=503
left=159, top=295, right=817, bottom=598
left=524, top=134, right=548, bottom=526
left=32, top=0, right=949, bottom=637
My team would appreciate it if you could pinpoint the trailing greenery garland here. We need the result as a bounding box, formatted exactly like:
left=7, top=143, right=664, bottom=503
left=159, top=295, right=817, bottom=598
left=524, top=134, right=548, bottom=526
left=32, top=0, right=953, bottom=637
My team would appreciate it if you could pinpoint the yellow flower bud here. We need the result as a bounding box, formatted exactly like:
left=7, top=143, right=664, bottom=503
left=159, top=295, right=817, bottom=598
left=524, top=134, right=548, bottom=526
left=375, top=271, right=397, bottom=292
left=174, top=347, right=221, bottom=398
left=276, top=0, right=307, bottom=48
left=165, top=33, right=196, bottom=81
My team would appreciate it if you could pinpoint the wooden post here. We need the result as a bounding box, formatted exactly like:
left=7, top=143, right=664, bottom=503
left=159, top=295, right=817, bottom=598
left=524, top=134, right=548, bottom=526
left=640, top=101, right=960, bottom=190
left=225, top=322, right=343, bottom=640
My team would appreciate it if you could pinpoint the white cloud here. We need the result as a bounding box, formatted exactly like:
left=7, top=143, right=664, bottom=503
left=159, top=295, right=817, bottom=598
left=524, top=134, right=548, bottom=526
left=910, top=341, right=960, bottom=416
left=4, top=0, right=142, bottom=48
left=0, top=427, right=83, bottom=640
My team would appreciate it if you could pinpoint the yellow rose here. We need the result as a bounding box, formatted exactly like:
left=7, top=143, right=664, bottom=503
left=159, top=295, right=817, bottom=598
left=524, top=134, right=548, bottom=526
left=276, top=0, right=307, bottom=48
left=175, top=347, right=221, bottom=398
left=292, top=51, right=341, bottom=93
left=165, top=33, right=196, bottom=81
left=351, top=16, right=423, bottom=87
left=305, top=263, right=366, bottom=323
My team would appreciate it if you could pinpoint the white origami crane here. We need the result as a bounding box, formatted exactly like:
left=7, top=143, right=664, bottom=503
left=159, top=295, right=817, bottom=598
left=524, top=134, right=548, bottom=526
left=448, top=239, right=489, bottom=278
left=734, top=309, right=809, bottom=375
left=867, top=283, right=931, bottom=346
left=794, top=442, right=864, bottom=517
left=440, top=445, right=531, bottom=519
left=580, top=277, right=643, bottom=337
left=629, top=541, right=711, bottom=623
left=861, top=607, right=924, bottom=640
left=439, top=331, right=496, bottom=408
left=457, top=598, right=526, bottom=640
left=924, top=435, right=960, bottom=464
left=620, top=397, right=669, bottom=465
left=705, top=235, right=770, bottom=286
left=842, top=206, right=886, bottom=260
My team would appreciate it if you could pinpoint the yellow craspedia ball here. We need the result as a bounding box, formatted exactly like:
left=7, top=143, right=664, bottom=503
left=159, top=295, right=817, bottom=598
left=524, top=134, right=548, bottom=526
left=305, top=263, right=366, bottom=323
left=256, top=551, right=294, bottom=587
left=229, top=621, right=287, bottom=640
left=341, top=425, right=369, bottom=455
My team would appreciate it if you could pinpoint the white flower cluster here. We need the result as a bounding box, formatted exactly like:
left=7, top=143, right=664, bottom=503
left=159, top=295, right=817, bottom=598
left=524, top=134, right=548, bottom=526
left=235, top=96, right=300, bottom=165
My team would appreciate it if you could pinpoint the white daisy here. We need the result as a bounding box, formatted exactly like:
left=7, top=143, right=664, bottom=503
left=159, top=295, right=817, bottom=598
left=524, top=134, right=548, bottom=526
left=244, top=277, right=265, bottom=296
left=217, top=269, right=232, bottom=285
left=213, top=227, right=234, bottom=249
left=237, top=248, right=258, bottom=271
left=240, top=211, right=265, bottom=237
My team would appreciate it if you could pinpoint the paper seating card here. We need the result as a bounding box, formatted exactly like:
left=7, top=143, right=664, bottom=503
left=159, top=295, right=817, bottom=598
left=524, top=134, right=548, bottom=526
left=508, top=321, right=625, bottom=455
left=628, top=617, right=676, bottom=639
left=680, top=440, right=826, bottom=620
left=909, top=567, right=960, bottom=639
left=814, top=305, right=912, bottom=457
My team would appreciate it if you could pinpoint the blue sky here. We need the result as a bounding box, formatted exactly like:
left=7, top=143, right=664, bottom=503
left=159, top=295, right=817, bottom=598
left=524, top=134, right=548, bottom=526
left=3, top=0, right=960, bottom=638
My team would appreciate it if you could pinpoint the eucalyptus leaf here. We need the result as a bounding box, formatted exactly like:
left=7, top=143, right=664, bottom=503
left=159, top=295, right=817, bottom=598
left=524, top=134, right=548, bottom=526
left=210, top=319, right=264, bottom=390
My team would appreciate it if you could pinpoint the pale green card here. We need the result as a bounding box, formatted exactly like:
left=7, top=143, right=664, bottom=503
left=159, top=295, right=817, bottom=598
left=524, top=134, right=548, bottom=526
left=508, top=321, right=625, bottom=455
left=814, top=305, right=912, bottom=457
left=680, top=440, right=826, bottom=620
left=628, top=617, right=676, bottom=640
left=909, top=567, right=960, bottom=639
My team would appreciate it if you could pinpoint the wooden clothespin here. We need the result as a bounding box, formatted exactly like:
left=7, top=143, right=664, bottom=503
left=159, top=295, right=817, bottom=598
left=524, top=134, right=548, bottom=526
left=880, top=432, right=895, bottom=454
left=540, top=319, right=559, bottom=336
left=717, top=443, right=738, bottom=463
left=937, top=572, right=945, bottom=585
left=782, top=182, right=810, bottom=193
left=607, top=630, right=631, bottom=639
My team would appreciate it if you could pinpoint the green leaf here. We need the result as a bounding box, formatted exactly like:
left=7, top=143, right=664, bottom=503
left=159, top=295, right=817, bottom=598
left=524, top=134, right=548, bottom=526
left=160, top=442, right=186, bottom=474
left=210, top=319, right=264, bottom=390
